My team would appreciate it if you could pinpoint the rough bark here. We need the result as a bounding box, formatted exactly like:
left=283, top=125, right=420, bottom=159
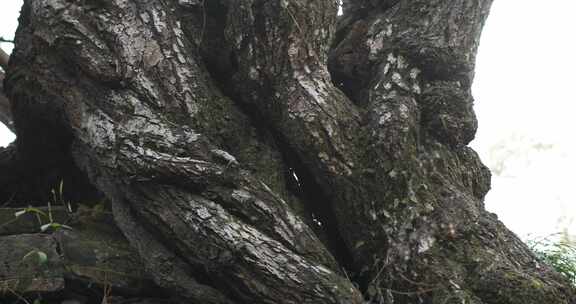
left=2, top=0, right=575, bottom=303
left=0, top=47, right=15, bottom=133
left=0, top=72, right=15, bottom=133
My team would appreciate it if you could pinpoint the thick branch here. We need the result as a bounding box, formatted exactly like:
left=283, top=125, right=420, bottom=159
left=214, top=0, right=575, bottom=302
left=328, top=0, right=575, bottom=302
left=5, top=0, right=362, bottom=302
left=224, top=0, right=388, bottom=265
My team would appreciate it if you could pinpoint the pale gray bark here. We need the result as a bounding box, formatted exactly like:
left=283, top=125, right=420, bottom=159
left=0, top=48, right=14, bottom=132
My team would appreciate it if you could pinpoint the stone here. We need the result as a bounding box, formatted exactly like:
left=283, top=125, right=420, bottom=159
left=0, top=234, right=64, bottom=294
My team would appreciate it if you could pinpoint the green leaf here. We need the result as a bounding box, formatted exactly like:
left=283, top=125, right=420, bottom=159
left=22, top=250, right=48, bottom=267
left=40, top=222, right=73, bottom=232
left=14, top=207, right=48, bottom=218
left=60, top=224, right=73, bottom=230
left=37, top=251, right=48, bottom=266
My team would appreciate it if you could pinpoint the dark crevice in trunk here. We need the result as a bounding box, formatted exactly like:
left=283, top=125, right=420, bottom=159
left=279, top=139, right=356, bottom=277
left=57, top=159, right=104, bottom=209
left=328, top=25, right=373, bottom=105
left=0, top=142, right=102, bottom=208
left=176, top=0, right=235, bottom=95
left=327, top=64, right=366, bottom=106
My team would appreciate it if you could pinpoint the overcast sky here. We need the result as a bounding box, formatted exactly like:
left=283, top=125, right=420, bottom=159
left=1, top=1, right=575, bottom=240
left=471, top=0, right=576, bottom=239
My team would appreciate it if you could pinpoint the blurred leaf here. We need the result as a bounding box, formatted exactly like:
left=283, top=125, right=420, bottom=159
left=14, top=207, right=48, bottom=218
left=22, top=250, right=48, bottom=267
left=40, top=222, right=73, bottom=232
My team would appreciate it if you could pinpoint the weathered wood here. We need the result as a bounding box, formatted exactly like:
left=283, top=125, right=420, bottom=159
left=3, top=0, right=575, bottom=303
left=0, top=215, right=162, bottom=300
left=5, top=1, right=362, bottom=303
left=326, top=1, right=574, bottom=303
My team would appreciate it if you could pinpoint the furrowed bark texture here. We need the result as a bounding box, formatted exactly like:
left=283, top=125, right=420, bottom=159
left=4, top=0, right=576, bottom=303
left=6, top=1, right=361, bottom=303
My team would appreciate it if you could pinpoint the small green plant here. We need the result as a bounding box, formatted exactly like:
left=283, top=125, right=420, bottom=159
left=43, top=182, right=73, bottom=232
left=11, top=204, right=72, bottom=233
left=10, top=199, right=72, bottom=233
left=22, top=250, right=48, bottom=267
left=527, top=234, right=576, bottom=285
left=14, top=207, right=47, bottom=224
left=52, top=179, right=73, bottom=213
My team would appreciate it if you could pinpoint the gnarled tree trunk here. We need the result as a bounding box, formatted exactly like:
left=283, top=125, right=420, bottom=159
left=2, top=0, right=574, bottom=303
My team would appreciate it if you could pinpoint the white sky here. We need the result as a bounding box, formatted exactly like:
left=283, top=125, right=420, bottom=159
left=471, top=0, right=576, bottom=240
left=0, top=1, right=20, bottom=144
left=1, top=0, right=575, bottom=240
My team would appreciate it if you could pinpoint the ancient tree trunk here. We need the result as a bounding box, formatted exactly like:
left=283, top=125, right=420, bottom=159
left=3, top=0, right=575, bottom=303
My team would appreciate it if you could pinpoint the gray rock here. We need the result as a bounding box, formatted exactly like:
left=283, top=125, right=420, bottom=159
left=0, top=234, right=64, bottom=294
